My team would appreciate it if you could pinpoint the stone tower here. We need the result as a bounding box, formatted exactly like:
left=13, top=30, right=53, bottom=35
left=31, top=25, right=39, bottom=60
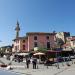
left=15, top=21, right=20, bottom=38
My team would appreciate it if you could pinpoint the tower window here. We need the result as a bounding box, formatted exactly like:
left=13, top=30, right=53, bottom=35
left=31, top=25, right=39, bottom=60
left=34, top=36, right=37, bottom=40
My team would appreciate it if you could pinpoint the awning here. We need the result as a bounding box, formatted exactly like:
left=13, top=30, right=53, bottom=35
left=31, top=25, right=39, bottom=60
left=17, top=53, right=29, bottom=56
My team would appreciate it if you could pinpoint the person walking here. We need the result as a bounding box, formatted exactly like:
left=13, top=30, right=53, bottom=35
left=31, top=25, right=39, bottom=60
left=26, top=57, right=30, bottom=69
left=45, top=58, right=49, bottom=69
left=32, top=58, right=37, bottom=69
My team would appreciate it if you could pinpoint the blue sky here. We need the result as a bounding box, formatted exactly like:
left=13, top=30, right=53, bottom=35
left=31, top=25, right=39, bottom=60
left=0, top=0, right=75, bottom=46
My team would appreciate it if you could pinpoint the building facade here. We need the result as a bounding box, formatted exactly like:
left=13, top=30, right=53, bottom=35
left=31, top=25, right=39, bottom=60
left=26, top=32, right=56, bottom=51
left=12, top=37, right=28, bottom=52
left=12, top=22, right=57, bottom=52
left=12, top=22, right=73, bottom=52
left=66, top=36, right=75, bottom=49
left=0, top=45, right=12, bottom=53
left=12, top=32, right=56, bottom=52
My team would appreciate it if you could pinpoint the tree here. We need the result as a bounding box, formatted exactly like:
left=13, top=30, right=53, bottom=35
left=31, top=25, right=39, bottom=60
left=37, top=47, right=47, bottom=52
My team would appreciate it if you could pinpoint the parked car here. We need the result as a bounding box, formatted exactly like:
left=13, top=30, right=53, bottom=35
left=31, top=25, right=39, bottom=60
left=70, top=56, right=75, bottom=59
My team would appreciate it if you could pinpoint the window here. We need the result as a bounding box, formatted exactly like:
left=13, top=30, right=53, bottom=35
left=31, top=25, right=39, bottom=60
left=23, top=45, right=25, bottom=50
left=23, top=40, right=25, bottom=43
left=47, top=42, right=50, bottom=49
left=34, top=36, right=37, bottom=40
left=15, top=46, right=17, bottom=50
left=34, top=42, right=38, bottom=47
left=17, top=40, right=19, bottom=43
left=46, top=36, right=49, bottom=40
left=15, top=46, right=19, bottom=50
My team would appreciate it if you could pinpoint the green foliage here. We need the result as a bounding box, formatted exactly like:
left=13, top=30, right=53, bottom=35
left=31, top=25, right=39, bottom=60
left=37, top=47, right=47, bottom=52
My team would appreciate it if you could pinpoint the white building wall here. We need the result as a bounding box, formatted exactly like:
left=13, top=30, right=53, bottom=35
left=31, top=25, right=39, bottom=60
left=56, top=32, right=65, bottom=42
left=12, top=40, right=20, bottom=52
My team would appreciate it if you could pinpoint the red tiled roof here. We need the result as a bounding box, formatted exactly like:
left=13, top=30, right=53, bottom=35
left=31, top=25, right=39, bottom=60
left=70, top=38, right=75, bottom=41
left=62, top=43, right=71, bottom=47
left=67, top=36, right=75, bottom=41
left=13, top=36, right=28, bottom=41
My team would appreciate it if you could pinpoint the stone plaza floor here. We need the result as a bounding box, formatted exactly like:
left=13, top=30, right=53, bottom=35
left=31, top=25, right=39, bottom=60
left=0, top=57, right=75, bottom=75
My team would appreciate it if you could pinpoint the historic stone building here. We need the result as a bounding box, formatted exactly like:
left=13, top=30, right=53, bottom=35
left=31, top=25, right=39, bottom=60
left=12, top=21, right=73, bottom=52
left=12, top=22, right=56, bottom=52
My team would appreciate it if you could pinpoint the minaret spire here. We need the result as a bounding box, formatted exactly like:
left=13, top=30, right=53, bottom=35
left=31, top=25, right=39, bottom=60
left=15, top=21, right=20, bottom=38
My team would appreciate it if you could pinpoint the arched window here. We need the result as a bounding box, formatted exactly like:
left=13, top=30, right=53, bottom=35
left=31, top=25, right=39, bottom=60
left=47, top=42, right=50, bottom=49
left=23, top=45, right=25, bottom=50
left=34, top=36, right=37, bottom=40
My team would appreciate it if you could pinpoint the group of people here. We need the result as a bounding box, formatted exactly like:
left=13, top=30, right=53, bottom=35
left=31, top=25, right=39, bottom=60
left=26, top=57, right=37, bottom=69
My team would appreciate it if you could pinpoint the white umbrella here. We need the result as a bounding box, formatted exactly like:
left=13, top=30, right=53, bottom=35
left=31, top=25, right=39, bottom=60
left=33, top=52, right=45, bottom=56
left=33, top=52, right=45, bottom=63
left=18, top=53, right=29, bottom=56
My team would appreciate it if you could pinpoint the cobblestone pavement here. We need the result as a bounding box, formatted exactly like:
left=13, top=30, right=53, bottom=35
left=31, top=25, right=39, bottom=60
left=0, top=57, right=75, bottom=75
